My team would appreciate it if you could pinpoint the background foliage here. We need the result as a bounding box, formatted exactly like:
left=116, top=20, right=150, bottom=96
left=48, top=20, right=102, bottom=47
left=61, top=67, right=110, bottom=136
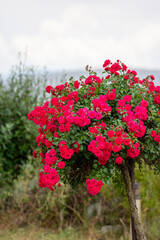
left=0, top=58, right=48, bottom=186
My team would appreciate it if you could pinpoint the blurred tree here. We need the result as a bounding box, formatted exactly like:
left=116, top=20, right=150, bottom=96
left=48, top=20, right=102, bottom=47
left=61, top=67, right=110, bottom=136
left=0, top=55, right=48, bottom=185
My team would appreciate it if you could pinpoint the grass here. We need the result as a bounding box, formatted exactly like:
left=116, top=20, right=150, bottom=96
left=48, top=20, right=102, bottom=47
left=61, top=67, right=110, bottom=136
left=0, top=225, right=127, bottom=240
left=0, top=226, right=82, bottom=240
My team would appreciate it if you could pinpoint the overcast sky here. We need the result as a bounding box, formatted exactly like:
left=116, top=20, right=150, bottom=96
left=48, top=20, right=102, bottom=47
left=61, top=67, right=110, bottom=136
left=0, top=0, right=160, bottom=73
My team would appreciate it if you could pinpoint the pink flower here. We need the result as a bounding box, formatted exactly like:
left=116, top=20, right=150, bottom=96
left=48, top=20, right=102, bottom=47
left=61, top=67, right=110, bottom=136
left=103, top=59, right=111, bottom=68
left=123, top=139, right=130, bottom=146
left=95, top=112, right=103, bottom=120
left=118, top=99, right=125, bottom=107
left=33, top=151, right=37, bottom=158
left=58, top=116, right=66, bottom=124
left=112, top=145, right=122, bottom=152
left=140, top=100, right=149, bottom=108
left=86, top=179, right=103, bottom=195
left=132, top=70, right=137, bottom=76
left=85, top=78, right=93, bottom=85
left=49, top=149, right=57, bottom=156
left=149, top=84, right=155, bottom=92
left=107, top=130, right=114, bottom=138
left=57, top=161, right=65, bottom=169
left=127, top=145, right=140, bottom=158
left=51, top=97, right=59, bottom=106
left=43, top=165, right=51, bottom=173
left=115, top=156, right=123, bottom=164
left=134, top=77, right=139, bottom=83
left=88, top=110, right=96, bottom=119
left=110, top=63, right=121, bottom=73
left=122, top=65, right=127, bottom=71
left=154, top=135, right=160, bottom=143
left=108, top=92, right=116, bottom=100
left=150, top=131, right=157, bottom=137
left=125, top=104, right=131, bottom=110
left=60, top=96, right=66, bottom=102
left=115, top=137, right=123, bottom=145
left=124, top=75, right=129, bottom=80
left=155, top=86, right=160, bottom=93
left=123, top=95, right=131, bottom=102
left=54, top=132, right=60, bottom=138
left=96, top=135, right=104, bottom=143
left=46, top=85, right=52, bottom=93
left=74, top=80, right=80, bottom=89
left=39, top=168, right=60, bottom=191
left=105, top=74, right=110, bottom=79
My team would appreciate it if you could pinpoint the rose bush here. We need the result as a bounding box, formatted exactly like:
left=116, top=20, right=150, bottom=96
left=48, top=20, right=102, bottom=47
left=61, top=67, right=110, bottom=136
left=28, top=59, right=160, bottom=240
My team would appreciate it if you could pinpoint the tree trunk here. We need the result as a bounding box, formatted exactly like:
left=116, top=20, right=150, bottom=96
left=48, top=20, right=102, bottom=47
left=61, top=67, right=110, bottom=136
left=128, top=159, right=136, bottom=240
left=120, top=161, right=147, bottom=240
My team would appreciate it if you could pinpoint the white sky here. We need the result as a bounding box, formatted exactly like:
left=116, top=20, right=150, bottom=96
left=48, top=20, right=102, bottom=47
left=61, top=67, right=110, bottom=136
left=0, top=0, right=160, bottom=73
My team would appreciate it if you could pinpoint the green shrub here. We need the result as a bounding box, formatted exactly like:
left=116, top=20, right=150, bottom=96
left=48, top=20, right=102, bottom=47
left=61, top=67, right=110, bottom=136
left=0, top=156, right=129, bottom=231
left=135, top=165, right=160, bottom=239
left=0, top=59, right=48, bottom=185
